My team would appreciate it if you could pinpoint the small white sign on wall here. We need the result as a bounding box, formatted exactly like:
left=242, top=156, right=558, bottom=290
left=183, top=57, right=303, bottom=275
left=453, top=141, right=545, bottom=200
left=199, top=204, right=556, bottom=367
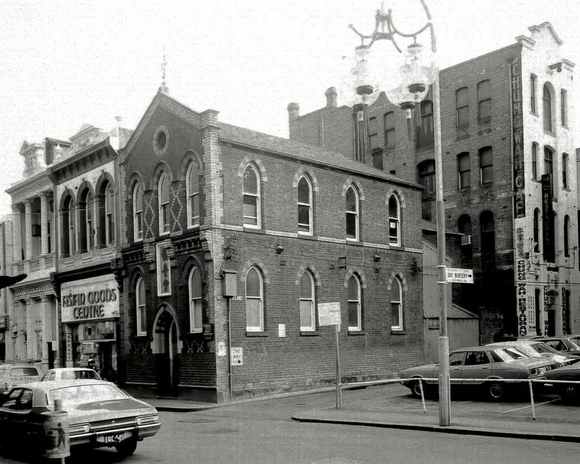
left=231, top=347, right=243, bottom=366
left=278, top=324, right=286, bottom=338
left=217, top=341, right=226, bottom=357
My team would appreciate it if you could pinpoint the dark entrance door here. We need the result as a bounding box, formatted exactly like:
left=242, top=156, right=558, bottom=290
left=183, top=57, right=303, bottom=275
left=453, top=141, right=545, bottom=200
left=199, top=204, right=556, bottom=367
left=154, top=309, right=179, bottom=396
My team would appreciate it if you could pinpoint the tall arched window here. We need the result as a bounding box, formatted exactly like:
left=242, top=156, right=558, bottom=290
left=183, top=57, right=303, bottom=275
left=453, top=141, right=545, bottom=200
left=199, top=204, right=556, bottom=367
left=531, top=143, right=538, bottom=180
left=297, top=176, right=313, bottom=234
left=390, top=277, right=404, bottom=331
left=299, top=271, right=315, bottom=332
left=564, top=215, right=570, bottom=258
left=78, top=187, right=92, bottom=253
left=345, top=186, right=359, bottom=240
left=188, top=267, right=203, bottom=333
left=533, top=208, right=541, bottom=253
left=158, top=172, right=170, bottom=235
left=562, top=153, right=569, bottom=189
left=347, top=274, right=362, bottom=332
left=543, top=84, right=553, bottom=132
left=61, top=194, right=74, bottom=257
left=388, top=195, right=401, bottom=246
left=480, top=211, right=496, bottom=271
left=96, top=179, right=114, bottom=247
left=132, top=182, right=143, bottom=242
left=243, top=165, right=261, bottom=228
left=186, top=161, right=200, bottom=228
left=105, top=183, right=114, bottom=246
left=135, top=276, right=146, bottom=336
left=245, top=266, right=264, bottom=332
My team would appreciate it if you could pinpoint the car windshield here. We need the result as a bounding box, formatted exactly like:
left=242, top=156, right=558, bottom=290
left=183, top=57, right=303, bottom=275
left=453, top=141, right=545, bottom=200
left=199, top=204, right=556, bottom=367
left=61, top=370, right=99, bottom=380
left=49, top=384, right=127, bottom=409
left=510, top=345, right=540, bottom=357
left=493, top=348, right=526, bottom=362
left=567, top=339, right=580, bottom=350
left=531, top=342, right=560, bottom=354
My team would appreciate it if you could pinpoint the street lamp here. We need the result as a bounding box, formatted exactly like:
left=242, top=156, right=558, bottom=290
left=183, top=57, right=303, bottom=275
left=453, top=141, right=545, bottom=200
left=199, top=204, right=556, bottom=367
left=348, top=0, right=451, bottom=426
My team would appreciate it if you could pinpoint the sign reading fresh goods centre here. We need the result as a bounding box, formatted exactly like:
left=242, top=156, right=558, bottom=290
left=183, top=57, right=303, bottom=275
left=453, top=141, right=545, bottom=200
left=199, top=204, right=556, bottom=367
left=61, top=275, right=120, bottom=323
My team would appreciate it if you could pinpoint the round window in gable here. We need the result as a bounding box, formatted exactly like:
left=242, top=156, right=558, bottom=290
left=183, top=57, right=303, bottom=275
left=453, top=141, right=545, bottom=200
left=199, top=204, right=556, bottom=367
left=153, top=126, right=169, bottom=156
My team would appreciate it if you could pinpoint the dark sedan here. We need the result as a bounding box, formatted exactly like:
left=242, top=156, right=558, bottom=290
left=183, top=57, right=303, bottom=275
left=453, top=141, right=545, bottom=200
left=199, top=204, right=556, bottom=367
left=400, top=346, right=556, bottom=401
left=0, top=379, right=160, bottom=459
left=545, top=363, right=580, bottom=403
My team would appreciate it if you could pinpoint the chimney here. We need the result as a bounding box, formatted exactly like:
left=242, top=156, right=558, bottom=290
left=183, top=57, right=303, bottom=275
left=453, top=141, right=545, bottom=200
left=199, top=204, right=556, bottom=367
left=325, top=87, right=337, bottom=108
left=287, top=102, right=300, bottom=122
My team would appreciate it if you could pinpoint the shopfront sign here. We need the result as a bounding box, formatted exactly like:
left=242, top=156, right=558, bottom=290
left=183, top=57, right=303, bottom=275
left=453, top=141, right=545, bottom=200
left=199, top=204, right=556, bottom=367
left=61, top=275, right=120, bottom=323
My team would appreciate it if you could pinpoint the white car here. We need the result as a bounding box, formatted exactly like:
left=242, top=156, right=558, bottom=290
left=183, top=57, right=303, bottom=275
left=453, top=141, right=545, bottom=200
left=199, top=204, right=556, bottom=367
left=41, top=368, right=101, bottom=381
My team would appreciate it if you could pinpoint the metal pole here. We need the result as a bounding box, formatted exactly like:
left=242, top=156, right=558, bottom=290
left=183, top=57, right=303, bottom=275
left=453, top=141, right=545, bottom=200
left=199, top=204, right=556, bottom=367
left=335, top=324, right=343, bottom=409
left=433, top=70, right=451, bottom=426
left=226, top=296, right=233, bottom=400
left=528, top=380, right=536, bottom=420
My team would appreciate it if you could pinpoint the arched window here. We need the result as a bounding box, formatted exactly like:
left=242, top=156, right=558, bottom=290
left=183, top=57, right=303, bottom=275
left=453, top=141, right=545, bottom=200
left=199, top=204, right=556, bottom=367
left=564, top=215, right=570, bottom=258
left=245, top=267, right=264, bottom=332
left=188, top=267, right=203, bottom=333
left=543, top=84, right=553, bottom=132
left=562, top=153, right=569, bottom=189
left=299, top=271, right=315, bottom=332
left=388, top=195, right=401, bottom=246
left=105, top=183, right=114, bottom=246
left=61, top=194, right=74, bottom=257
left=533, top=208, right=541, bottom=253
left=477, top=80, right=491, bottom=124
left=158, top=172, right=170, bottom=235
left=390, top=277, right=404, bottom=331
left=243, top=165, right=261, bottom=228
left=297, top=176, right=313, bottom=234
left=96, top=179, right=114, bottom=247
left=186, top=161, right=200, bottom=228
left=135, top=276, right=146, bottom=336
left=480, top=211, right=496, bottom=271
left=531, top=143, right=538, bottom=180
left=347, top=274, right=362, bottom=332
left=458, top=214, right=473, bottom=267
left=132, top=182, right=143, bottom=242
left=345, top=186, right=359, bottom=240
left=78, top=187, right=92, bottom=253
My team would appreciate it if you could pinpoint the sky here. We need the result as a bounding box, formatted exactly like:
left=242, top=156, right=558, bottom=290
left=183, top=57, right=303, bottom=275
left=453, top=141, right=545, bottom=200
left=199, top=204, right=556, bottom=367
left=1, top=0, right=580, bottom=217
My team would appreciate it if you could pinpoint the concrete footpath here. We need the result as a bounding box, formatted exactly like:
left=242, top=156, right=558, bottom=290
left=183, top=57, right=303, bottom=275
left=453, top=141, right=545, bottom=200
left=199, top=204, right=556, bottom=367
left=140, top=384, right=580, bottom=443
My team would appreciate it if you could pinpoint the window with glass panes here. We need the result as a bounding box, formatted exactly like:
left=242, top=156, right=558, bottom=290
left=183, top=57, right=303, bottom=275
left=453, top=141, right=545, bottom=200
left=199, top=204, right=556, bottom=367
left=133, top=183, right=143, bottom=241
left=543, top=84, right=553, bottom=132
left=457, top=153, right=471, bottom=189
left=533, top=208, right=540, bottom=252
left=530, top=74, right=537, bottom=113
left=456, top=87, right=469, bottom=129
left=345, top=187, right=359, bottom=240
left=477, top=80, right=491, bottom=124
left=561, top=89, right=568, bottom=127
left=418, top=160, right=435, bottom=221
left=299, top=271, right=315, bottom=331
left=136, top=277, right=146, bottom=336
left=562, top=153, right=569, bottom=189
left=347, top=275, right=362, bottom=331
left=388, top=195, right=401, bottom=246
left=105, top=184, right=114, bottom=245
left=532, top=143, right=538, bottom=180
left=297, top=177, right=312, bottom=234
left=390, top=277, right=403, bottom=331
left=158, top=173, right=170, bottom=234
left=564, top=215, right=570, bottom=257
left=245, top=267, right=264, bottom=332
left=383, top=111, right=395, bottom=150
left=479, top=147, right=493, bottom=184
left=189, top=268, right=203, bottom=333
left=78, top=188, right=92, bottom=253
left=243, top=166, right=260, bottom=228
left=186, top=161, right=200, bottom=228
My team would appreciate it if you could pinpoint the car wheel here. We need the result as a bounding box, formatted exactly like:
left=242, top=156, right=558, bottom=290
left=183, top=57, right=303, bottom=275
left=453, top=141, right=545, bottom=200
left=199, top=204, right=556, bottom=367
left=410, top=379, right=425, bottom=398
left=486, top=381, right=505, bottom=401
left=115, top=438, right=138, bottom=458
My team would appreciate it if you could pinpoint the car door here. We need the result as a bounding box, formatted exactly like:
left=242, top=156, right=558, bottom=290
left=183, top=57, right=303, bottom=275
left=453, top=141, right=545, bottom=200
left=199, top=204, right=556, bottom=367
left=448, top=351, right=466, bottom=385
left=0, top=388, right=24, bottom=445
left=458, top=350, right=492, bottom=385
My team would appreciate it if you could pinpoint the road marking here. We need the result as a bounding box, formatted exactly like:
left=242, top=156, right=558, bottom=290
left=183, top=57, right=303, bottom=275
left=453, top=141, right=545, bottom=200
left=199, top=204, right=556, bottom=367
left=501, top=398, right=558, bottom=414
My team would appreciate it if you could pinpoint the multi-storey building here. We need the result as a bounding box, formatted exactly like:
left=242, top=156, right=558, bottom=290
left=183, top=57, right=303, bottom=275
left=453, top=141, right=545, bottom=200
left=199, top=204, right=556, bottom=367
left=288, top=22, right=579, bottom=341
left=118, top=90, right=424, bottom=401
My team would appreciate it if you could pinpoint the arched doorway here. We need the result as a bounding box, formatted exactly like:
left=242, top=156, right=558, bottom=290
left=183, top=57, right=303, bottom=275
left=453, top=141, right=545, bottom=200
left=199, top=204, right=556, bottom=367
left=152, top=305, right=180, bottom=395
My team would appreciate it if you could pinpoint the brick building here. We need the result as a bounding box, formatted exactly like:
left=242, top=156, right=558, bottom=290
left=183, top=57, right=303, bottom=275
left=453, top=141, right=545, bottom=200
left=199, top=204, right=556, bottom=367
left=118, top=90, right=424, bottom=402
left=288, top=22, right=579, bottom=341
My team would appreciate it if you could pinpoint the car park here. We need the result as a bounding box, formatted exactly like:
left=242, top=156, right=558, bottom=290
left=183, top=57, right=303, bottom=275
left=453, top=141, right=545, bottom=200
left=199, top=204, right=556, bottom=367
left=400, top=345, right=557, bottom=401
left=487, top=340, right=578, bottom=366
left=544, top=363, right=580, bottom=403
left=534, top=336, right=580, bottom=356
left=0, top=379, right=160, bottom=459
left=0, top=364, right=42, bottom=395
left=41, top=368, right=101, bottom=381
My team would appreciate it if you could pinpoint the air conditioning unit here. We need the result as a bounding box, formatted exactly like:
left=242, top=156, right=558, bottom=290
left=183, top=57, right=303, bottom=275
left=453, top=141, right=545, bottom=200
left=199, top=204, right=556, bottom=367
left=460, top=234, right=472, bottom=246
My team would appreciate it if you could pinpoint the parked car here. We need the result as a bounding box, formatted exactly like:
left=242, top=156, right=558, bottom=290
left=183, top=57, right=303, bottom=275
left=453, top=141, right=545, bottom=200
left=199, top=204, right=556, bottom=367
left=544, top=363, right=580, bottom=403
left=0, top=379, right=160, bottom=458
left=534, top=337, right=580, bottom=356
left=487, top=340, right=578, bottom=366
left=0, top=364, right=42, bottom=395
left=41, top=368, right=101, bottom=381
left=400, top=346, right=556, bottom=401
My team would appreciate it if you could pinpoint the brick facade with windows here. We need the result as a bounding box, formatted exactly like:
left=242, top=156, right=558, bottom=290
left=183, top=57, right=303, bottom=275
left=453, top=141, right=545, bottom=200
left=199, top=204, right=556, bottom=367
left=288, top=22, right=579, bottom=342
left=119, top=91, right=424, bottom=402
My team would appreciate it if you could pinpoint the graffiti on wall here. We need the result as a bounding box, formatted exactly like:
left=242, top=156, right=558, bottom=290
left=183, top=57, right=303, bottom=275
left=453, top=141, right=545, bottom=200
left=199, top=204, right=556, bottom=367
left=511, top=58, right=525, bottom=219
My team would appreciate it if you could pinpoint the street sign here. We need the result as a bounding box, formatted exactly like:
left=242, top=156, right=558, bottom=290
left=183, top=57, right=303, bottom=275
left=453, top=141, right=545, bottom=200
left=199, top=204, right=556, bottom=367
left=445, top=267, right=473, bottom=283
left=231, top=347, right=243, bottom=366
left=318, top=302, right=341, bottom=326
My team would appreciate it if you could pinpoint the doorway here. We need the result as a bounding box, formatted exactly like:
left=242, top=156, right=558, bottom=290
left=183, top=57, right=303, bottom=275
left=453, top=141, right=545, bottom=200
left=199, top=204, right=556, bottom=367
left=153, top=306, right=179, bottom=395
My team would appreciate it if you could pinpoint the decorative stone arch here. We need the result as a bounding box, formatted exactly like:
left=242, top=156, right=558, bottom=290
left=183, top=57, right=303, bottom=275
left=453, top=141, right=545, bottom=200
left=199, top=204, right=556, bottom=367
left=295, top=265, right=321, bottom=287
left=129, top=265, right=147, bottom=289
left=150, top=303, right=182, bottom=354
left=292, top=168, right=320, bottom=192
left=343, top=268, right=367, bottom=289
left=95, top=171, right=115, bottom=196
left=384, top=189, right=406, bottom=209
left=75, top=179, right=95, bottom=204
left=179, top=150, right=204, bottom=181
left=152, top=161, right=174, bottom=187
left=386, top=272, right=408, bottom=293
left=237, top=157, right=268, bottom=182
left=181, top=255, right=205, bottom=285
left=128, top=171, right=146, bottom=194
left=341, top=178, right=365, bottom=200
left=58, top=187, right=76, bottom=211
left=240, top=261, right=270, bottom=286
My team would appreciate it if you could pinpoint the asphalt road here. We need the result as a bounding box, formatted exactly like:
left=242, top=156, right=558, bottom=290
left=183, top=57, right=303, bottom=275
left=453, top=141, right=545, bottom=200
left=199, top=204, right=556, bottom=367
left=2, top=387, right=579, bottom=464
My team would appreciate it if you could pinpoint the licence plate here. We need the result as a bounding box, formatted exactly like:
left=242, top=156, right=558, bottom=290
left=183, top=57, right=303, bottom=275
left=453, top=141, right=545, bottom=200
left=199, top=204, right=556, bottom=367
left=96, top=431, right=132, bottom=444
